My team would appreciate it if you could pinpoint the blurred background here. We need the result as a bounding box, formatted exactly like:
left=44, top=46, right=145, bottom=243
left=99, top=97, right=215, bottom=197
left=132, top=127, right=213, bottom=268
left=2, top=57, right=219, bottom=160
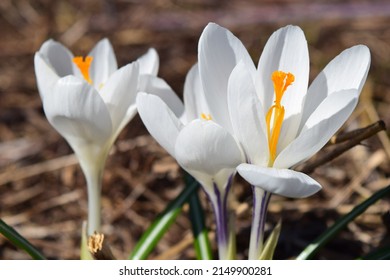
left=0, top=0, right=389, bottom=259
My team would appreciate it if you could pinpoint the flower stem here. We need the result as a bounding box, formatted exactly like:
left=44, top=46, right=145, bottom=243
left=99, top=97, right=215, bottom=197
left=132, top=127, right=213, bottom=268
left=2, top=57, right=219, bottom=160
left=209, top=178, right=236, bottom=260
left=248, top=187, right=271, bottom=260
left=82, top=164, right=103, bottom=235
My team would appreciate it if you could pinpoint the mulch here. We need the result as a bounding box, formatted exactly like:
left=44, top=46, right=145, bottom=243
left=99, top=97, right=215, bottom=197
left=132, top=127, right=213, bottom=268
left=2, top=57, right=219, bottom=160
left=0, top=0, right=389, bottom=259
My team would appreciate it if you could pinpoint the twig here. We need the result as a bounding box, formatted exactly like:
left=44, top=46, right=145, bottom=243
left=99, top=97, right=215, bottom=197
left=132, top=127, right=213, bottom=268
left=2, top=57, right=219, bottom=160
left=362, top=88, right=390, bottom=160
left=329, top=150, right=386, bottom=207
left=0, top=154, right=78, bottom=186
left=88, top=232, right=116, bottom=260
left=297, top=120, right=386, bottom=174
left=0, top=135, right=156, bottom=186
left=327, top=121, right=385, bottom=145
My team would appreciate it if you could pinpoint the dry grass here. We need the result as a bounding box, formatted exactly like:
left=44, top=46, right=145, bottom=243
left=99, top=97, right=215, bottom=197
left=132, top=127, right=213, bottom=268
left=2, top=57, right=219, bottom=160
left=0, top=0, right=389, bottom=259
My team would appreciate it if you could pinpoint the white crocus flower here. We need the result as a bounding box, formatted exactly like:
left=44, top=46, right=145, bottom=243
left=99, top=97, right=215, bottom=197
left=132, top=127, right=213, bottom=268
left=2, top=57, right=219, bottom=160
left=219, top=24, right=370, bottom=259
left=34, top=38, right=159, bottom=235
left=137, top=63, right=244, bottom=259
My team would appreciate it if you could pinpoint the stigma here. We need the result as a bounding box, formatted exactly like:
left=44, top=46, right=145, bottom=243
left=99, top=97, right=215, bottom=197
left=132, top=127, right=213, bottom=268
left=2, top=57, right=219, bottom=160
left=73, top=56, right=93, bottom=84
left=266, top=70, right=294, bottom=165
left=200, top=113, right=212, bottom=121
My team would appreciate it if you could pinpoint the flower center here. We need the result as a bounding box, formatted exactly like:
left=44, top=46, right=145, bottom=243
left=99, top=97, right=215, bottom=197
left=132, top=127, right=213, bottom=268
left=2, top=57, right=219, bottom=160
left=201, top=113, right=212, bottom=121
left=266, top=70, right=294, bottom=165
left=72, top=56, right=93, bottom=84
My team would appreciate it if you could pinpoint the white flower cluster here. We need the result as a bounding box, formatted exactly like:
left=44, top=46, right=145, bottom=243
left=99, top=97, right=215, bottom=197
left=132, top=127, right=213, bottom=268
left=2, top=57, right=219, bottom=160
left=35, top=23, right=370, bottom=259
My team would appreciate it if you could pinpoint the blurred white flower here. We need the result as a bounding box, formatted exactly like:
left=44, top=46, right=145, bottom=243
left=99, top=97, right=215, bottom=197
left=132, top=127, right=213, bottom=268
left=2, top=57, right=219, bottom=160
left=34, top=38, right=159, bottom=235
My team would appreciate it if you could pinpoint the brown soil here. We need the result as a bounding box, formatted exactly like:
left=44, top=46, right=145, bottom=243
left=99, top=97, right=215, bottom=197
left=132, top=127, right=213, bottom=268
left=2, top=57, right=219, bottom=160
left=0, top=0, right=389, bottom=259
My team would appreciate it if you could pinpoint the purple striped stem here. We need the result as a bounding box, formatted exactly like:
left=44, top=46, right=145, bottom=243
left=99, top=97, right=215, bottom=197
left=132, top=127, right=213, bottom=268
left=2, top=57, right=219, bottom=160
left=248, top=186, right=271, bottom=259
left=204, top=175, right=235, bottom=259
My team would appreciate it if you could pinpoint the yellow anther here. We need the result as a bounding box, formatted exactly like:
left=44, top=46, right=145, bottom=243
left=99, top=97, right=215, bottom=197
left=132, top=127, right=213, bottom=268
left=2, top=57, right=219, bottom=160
left=72, top=56, right=93, bottom=84
left=266, top=71, right=295, bottom=165
left=200, top=113, right=212, bottom=121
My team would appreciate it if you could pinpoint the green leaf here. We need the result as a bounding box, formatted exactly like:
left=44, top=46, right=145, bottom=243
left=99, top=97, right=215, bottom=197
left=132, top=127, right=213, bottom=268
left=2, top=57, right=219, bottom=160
left=297, top=184, right=390, bottom=260
left=128, top=178, right=200, bottom=260
left=258, top=219, right=282, bottom=260
left=0, top=218, right=46, bottom=260
left=188, top=189, right=213, bottom=260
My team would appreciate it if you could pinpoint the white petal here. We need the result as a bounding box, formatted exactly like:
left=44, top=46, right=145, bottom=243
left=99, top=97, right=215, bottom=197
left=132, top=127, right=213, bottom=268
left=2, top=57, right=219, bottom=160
left=88, top=38, right=118, bottom=87
left=187, top=168, right=235, bottom=195
left=198, top=23, right=256, bottom=132
left=175, top=119, right=243, bottom=176
left=100, top=62, right=139, bottom=136
left=257, top=25, right=310, bottom=151
left=300, top=45, right=370, bottom=130
left=139, top=75, right=184, bottom=118
left=43, top=75, right=112, bottom=147
left=228, top=61, right=269, bottom=165
left=237, top=164, right=322, bottom=198
left=38, top=39, right=74, bottom=77
left=34, top=53, right=60, bottom=100
left=183, top=63, right=209, bottom=123
left=274, top=89, right=358, bottom=169
left=137, top=48, right=159, bottom=76
left=136, top=92, right=183, bottom=157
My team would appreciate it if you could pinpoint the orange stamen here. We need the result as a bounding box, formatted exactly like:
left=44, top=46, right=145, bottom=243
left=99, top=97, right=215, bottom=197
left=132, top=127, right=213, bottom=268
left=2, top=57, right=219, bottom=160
left=266, top=71, right=294, bottom=165
left=72, top=56, right=93, bottom=84
left=200, top=113, right=212, bottom=121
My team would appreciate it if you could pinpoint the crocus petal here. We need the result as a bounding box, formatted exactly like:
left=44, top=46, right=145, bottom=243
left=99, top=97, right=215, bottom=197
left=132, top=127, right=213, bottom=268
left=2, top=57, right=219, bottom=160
left=139, top=75, right=184, bottom=118
left=43, top=76, right=112, bottom=147
left=256, top=25, right=309, bottom=151
left=274, top=89, right=359, bottom=169
left=186, top=168, right=235, bottom=195
left=237, top=164, right=322, bottom=198
left=38, top=39, right=74, bottom=77
left=257, top=25, right=309, bottom=111
left=228, top=61, right=269, bottom=165
left=34, top=53, right=60, bottom=100
left=137, top=48, right=159, bottom=76
left=183, top=63, right=209, bottom=123
left=300, top=45, right=370, bottom=130
left=88, top=38, right=118, bottom=87
left=136, top=92, right=183, bottom=157
left=198, top=22, right=256, bottom=132
left=175, top=119, right=243, bottom=176
left=100, top=62, right=139, bottom=137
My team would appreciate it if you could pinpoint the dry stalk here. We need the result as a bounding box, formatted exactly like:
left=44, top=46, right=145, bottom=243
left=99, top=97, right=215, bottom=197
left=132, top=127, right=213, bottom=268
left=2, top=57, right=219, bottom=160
left=297, top=120, right=386, bottom=174
left=88, top=232, right=116, bottom=260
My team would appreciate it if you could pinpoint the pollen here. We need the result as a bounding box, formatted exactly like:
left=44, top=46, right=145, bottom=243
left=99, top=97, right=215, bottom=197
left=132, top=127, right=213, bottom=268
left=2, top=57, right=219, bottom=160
left=200, top=113, right=212, bottom=121
left=266, top=70, right=295, bottom=165
left=73, top=56, right=93, bottom=84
